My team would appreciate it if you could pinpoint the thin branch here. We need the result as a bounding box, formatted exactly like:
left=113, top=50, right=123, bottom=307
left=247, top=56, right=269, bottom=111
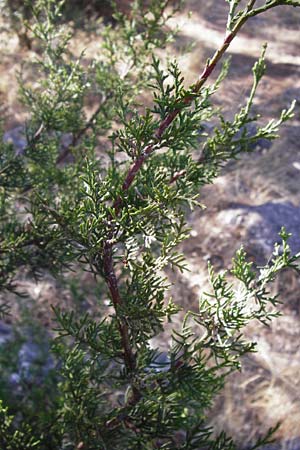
left=169, top=169, right=186, bottom=184
left=21, top=122, right=45, bottom=155
left=57, top=93, right=113, bottom=164
left=247, top=0, right=300, bottom=17
left=247, top=0, right=257, bottom=11
left=102, top=232, right=141, bottom=407
left=105, top=404, right=141, bottom=431
left=102, top=239, right=137, bottom=374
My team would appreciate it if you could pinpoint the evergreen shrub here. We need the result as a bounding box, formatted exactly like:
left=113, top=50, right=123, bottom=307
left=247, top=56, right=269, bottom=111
left=1, top=1, right=300, bottom=448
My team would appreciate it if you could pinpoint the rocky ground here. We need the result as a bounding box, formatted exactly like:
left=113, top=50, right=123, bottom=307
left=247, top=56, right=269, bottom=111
left=1, top=1, right=300, bottom=448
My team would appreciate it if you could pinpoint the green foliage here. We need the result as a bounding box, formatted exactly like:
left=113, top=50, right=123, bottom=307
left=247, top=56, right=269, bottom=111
left=0, top=400, right=40, bottom=449
left=0, top=0, right=300, bottom=449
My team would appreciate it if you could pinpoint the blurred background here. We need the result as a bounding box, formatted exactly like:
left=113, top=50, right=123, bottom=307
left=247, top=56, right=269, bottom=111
left=1, top=1, right=300, bottom=448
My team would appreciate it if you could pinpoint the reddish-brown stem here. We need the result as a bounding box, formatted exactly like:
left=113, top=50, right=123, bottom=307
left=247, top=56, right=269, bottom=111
left=102, top=238, right=137, bottom=373
left=102, top=239, right=141, bottom=404
left=101, top=0, right=293, bottom=420
left=113, top=146, right=152, bottom=213
left=169, top=169, right=187, bottom=184
left=104, top=12, right=241, bottom=390
left=155, top=110, right=180, bottom=140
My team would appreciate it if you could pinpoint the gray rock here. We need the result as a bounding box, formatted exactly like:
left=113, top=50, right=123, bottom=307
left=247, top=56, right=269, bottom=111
left=0, top=321, right=13, bottom=345
left=16, top=336, right=55, bottom=383
left=250, top=438, right=300, bottom=450
left=149, top=351, right=171, bottom=372
left=228, top=201, right=300, bottom=254
left=3, top=125, right=74, bottom=159
left=3, top=126, right=27, bottom=155
left=0, top=322, right=55, bottom=386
